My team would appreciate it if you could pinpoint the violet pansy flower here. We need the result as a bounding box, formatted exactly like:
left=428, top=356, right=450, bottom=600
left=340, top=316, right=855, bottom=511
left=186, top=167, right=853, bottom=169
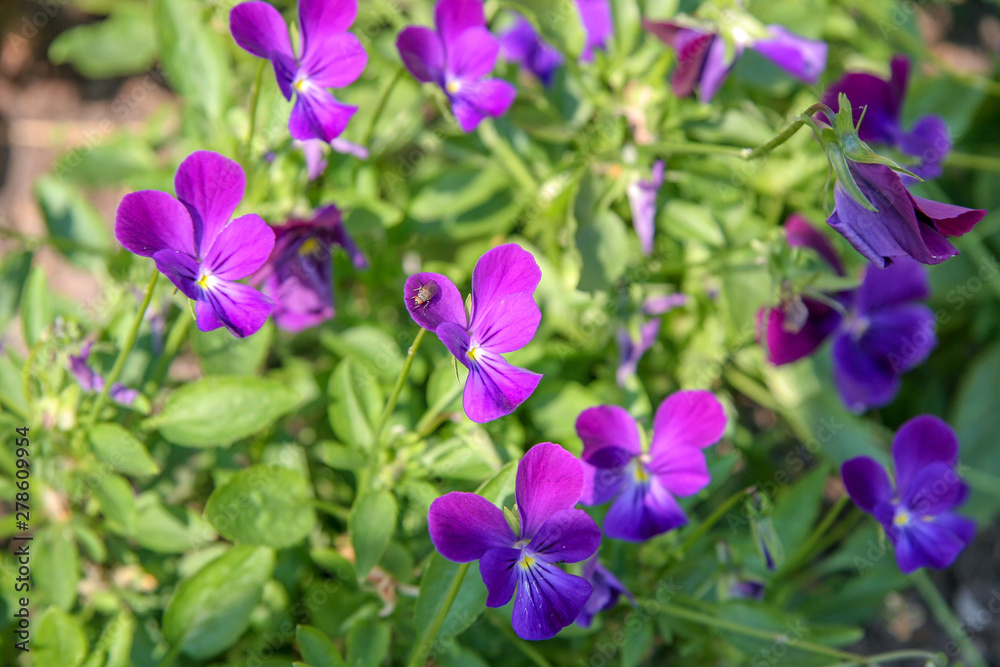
left=396, top=0, right=517, bottom=132
left=115, top=151, right=275, bottom=338
left=760, top=215, right=937, bottom=412
left=823, top=56, right=950, bottom=181
left=576, top=555, right=635, bottom=628
left=428, top=442, right=602, bottom=640
left=616, top=293, right=687, bottom=388
left=842, top=415, right=975, bottom=573
left=626, top=160, right=665, bottom=256
left=230, top=0, right=367, bottom=143
left=644, top=19, right=826, bottom=103
left=251, top=204, right=366, bottom=332
left=578, top=391, right=727, bottom=542
left=68, top=341, right=139, bottom=407
left=404, top=243, right=542, bottom=423
left=500, top=1, right=611, bottom=84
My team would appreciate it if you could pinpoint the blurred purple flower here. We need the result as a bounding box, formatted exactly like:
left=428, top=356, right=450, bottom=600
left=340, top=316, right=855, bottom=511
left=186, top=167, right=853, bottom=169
left=396, top=0, right=517, bottom=132
left=576, top=555, right=635, bottom=627
left=729, top=578, right=766, bottom=601
left=500, top=18, right=564, bottom=86
left=578, top=391, right=727, bottom=541
left=626, top=160, right=665, bottom=255
left=404, top=243, right=542, bottom=423
left=68, top=341, right=139, bottom=407
left=115, top=151, right=275, bottom=338
left=842, top=415, right=975, bottom=573
left=823, top=56, right=950, bottom=181
left=760, top=215, right=938, bottom=412
left=616, top=292, right=687, bottom=388
left=577, top=0, right=613, bottom=61
left=230, top=0, right=367, bottom=142
left=429, top=442, right=601, bottom=640
left=295, top=138, right=369, bottom=181
left=251, top=204, right=366, bottom=332
left=643, top=20, right=826, bottom=102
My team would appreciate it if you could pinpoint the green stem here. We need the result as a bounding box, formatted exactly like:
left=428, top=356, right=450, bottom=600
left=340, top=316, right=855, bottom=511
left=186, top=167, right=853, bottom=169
left=155, top=641, right=182, bottom=667
left=643, top=141, right=747, bottom=157
left=87, top=270, right=158, bottom=426
left=777, top=494, right=848, bottom=579
left=946, top=151, right=1000, bottom=172
left=487, top=614, right=554, bottom=667
left=657, top=601, right=864, bottom=663
left=414, top=381, right=464, bottom=438
left=407, top=562, right=470, bottom=667
left=913, top=570, right=988, bottom=667
left=313, top=500, right=350, bottom=522
left=676, top=486, right=755, bottom=556
left=743, top=103, right=828, bottom=161
left=478, top=120, right=538, bottom=193
left=21, top=338, right=45, bottom=419
left=244, top=60, right=266, bottom=160
left=362, top=66, right=404, bottom=148
left=818, top=649, right=944, bottom=667
left=143, top=308, right=191, bottom=394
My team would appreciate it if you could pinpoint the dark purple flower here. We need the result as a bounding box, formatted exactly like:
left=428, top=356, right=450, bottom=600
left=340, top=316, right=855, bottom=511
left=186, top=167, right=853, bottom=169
left=578, top=391, right=727, bottom=541
left=396, top=0, right=517, bottom=132
left=251, top=204, right=366, bottom=332
left=115, top=151, right=275, bottom=338
left=230, top=0, right=367, bottom=142
left=626, top=160, right=665, bottom=255
left=643, top=19, right=826, bottom=102
left=576, top=555, right=635, bottom=627
left=823, top=56, right=950, bottom=181
left=616, top=293, right=687, bottom=388
left=827, top=161, right=986, bottom=267
left=500, top=17, right=564, bottom=86
left=760, top=215, right=938, bottom=412
left=428, top=442, right=602, bottom=640
left=68, top=341, right=139, bottom=407
left=404, top=243, right=542, bottom=423
left=842, top=415, right=975, bottom=573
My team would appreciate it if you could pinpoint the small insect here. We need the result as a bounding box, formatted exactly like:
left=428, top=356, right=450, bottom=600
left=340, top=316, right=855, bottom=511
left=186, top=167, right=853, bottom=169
left=411, top=279, right=439, bottom=312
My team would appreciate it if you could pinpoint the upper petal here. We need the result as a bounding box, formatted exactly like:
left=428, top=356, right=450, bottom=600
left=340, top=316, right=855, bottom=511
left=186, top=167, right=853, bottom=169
left=115, top=190, right=196, bottom=258
left=197, top=281, right=275, bottom=338
left=647, top=444, right=711, bottom=497
left=856, top=257, right=930, bottom=314
left=821, top=69, right=900, bottom=145
left=174, top=151, right=246, bottom=256
left=516, top=442, right=585, bottom=539
left=404, top=272, right=466, bottom=332
left=698, top=35, right=740, bottom=103
left=909, top=193, right=987, bottom=238
left=298, top=0, right=356, bottom=62
left=841, top=456, right=894, bottom=513
left=576, top=405, right=642, bottom=468
left=752, top=25, right=827, bottom=84
left=461, top=351, right=542, bottom=423
left=471, top=292, right=540, bottom=354
left=512, top=560, right=592, bottom=641
left=649, top=390, right=726, bottom=457
left=902, top=462, right=968, bottom=517
left=203, top=214, right=276, bottom=281
left=448, top=26, right=499, bottom=80
left=529, top=508, right=601, bottom=564
left=397, top=26, right=445, bottom=83
left=470, top=244, right=541, bottom=323
left=435, top=0, right=485, bottom=51
left=759, top=297, right=842, bottom=365
left=229, top=1, right=293, bottom=60
left=300, top=32, right=367, bottom=88
left=892, top=415, right=960, bottom=494
left=861, top=304, right=936, bottom=374
left=643, top=21, right=713, bottom=98
left=428, top=491, right=516, bottom=562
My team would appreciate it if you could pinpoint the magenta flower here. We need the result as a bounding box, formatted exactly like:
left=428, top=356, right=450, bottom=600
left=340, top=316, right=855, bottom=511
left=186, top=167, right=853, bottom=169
left=251, top=204, right=366, bottom=332
left=396, top=0, right=517, bottom=132
left=500, top=18, right=564, bottom=86
left=617, top=293, right=687, bottom=388
left=230, top=0, right=367, bottom=143
left=842, top=415, right=975, bottom=573
left=576, top=555, right=634, bottom=628
left=626, top=160, right=665, bottom=255
left=823, top=56, right=950, bottom=181
left=429, top=442, right=601, bottom=640
left=578, top=391, right=727, bottom=541
left=68, top=341, right=139, bottom=406
left=760, top=215, right=937, bottom=412
left=404, top=243, right=542, bottom=423
left=577, top=0, right=613, bottom=61
left=115, top=151, right=275, bottom=338
left=644, top=20, right=826, bottom=102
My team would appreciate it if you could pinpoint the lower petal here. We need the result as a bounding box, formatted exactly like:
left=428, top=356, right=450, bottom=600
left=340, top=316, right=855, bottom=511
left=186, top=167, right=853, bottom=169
left=895, top=517, right=972, bottom=573
left=289, top=91, right=357, bottom=143
left=480, top=547, right=520, bottom=608
left=463, top=354, right=542, bottom=423
left=199, top=281, right=274, bottom=338
left=512, top=560, right=592, bottom=641
left=603, top=478, right=687, bottom=542
left=451, top=79, right=517, bottom=133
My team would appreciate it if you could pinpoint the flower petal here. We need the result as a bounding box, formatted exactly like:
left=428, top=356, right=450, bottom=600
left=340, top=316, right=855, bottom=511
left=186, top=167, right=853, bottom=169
left=298, top=0, right=356, bottom=62
left=699, top=35, right=741, bottom=103
left=578, top=0, right=613, bottom=61
left=404, top=272, right=466, bottom=332
left=649, top=390, right=726, bottom=457
left=616, top=318, right=660, bottom=388
left=480, top=547, right=520, bottom=607
left=197, top=281, right=274, bottom=338
left=903, top=462, right=967, bottom=517
left=759, top=297, right=842, bottom=365
left=470, top=244, right=541, bottom=323
left=603, top=478, right=687, bottom=542
left=397, top=26, right=445, bottom=83
left=821, top=66, right=902, bottom=145
left=785, top=213, right=843, bottom=274
left=152, top=249, right=201, bottom=300
left=856, top=257, right=930, bottom=314
left=451, top=78, right=517, bottom=132
left=301, top=32, right=367, bottom=89
left=751, top=25, right=827, bottom=83
left=910, top=193, right=987, bottom=238
left=647, top=444, right=710, bottom=497
left=643, top=21, right=712, bottom=99
left=831, top=333, right=900, bottom=412
left=229, top=1, right=293, bottom=60
left=529, top=508, right=601, bottom=564
left=841, top=456, right=893, bottom=513
left=203, top=214, right=275, bottom=281
left=461, top=349, right=542, bottom=423
left=576, top=405, right=642, bottom=468
left=115, top=190, right=196, bottom=258
left=580, top=460, right=629, bottom=505
left=289, top=89, right=358, bottom=142
left=174, top=151, right=246, bottom=255
left=512, top=560, right=592, bottom=641
left=899, top=114, right=950, bottom=181
left=435, top=0, right=485, bottom=50
left=626, top=160, right=664, bottom=255
left=862, top=303, right=936, bottom=374
left=471, top=292, right=540, bottom=354
left=892, top=415, right=960, bottom=494
left=428, top=491, right=516, bottom=562
left=895, top=515, right=972, bottom=573
left=449, top=26, right=499, bottom=80
left=515, top=442, right=585, bottom=539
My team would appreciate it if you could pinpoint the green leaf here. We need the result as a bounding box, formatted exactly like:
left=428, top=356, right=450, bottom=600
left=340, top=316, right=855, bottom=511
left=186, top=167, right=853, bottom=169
left=88, top=422, right=160, bottom=476
left=21, top=265, right=52, bottom=347
left=350, top=490, right=397, bottom=578
left=0, top=250, right=33, bottom=333
left=35, top=176, right=111, bottom=265
left=33, top=608, right=87, bottom=667
left=205, top=464, right=316, bottom=548
left=328, top=358, right=383, bottom=449
left=142, top=375, right=301, bottom=447
left=132, top=492, right=217, bottom=553
left=34, top=524, right=80, bottom=611
left=345, top=618, right=391, bottom=667
left=48, top=7, right=157, bottom=78
left=58, top=139, right=159, bottom=188
left=952, top=341, right=1000, bottom=519
left=296, top=625, right=347, bottom=667
left=163, top=545, right=275, bottom=659
left=320, top=325, right=403, bottom=383
left=93, top=473, right=138, bottom=535
left=497, top=0, right=585, bottom=59
left=191, top=321, right=274, bottom=376
left=575, top=209, right=629, bottom=292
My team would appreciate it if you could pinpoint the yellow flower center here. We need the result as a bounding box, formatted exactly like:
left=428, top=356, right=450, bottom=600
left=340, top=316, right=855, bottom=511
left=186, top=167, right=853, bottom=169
left=197, top=272, right=214, bottom=290
left=298, top=238, right=321, bottom=256
left=467, top=346, right=480, bottom=361
left=519, top=556, right=535, bottom=570
left=893, top=510, right=911, bottom=527
left=446, top=80, right=461, bottom=94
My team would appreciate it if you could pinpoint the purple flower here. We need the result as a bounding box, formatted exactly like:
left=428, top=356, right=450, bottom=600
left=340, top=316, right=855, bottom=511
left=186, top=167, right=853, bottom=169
left=576, top=555, right=635, bottom=627
left=296, top=138, right=369, bottom=181
left=68, top=341, right=139, bottom=407
left=251, top=204, right=366, bottom=332
left=760, top=215, right=938, bottom=412
left=643, top=19, right=826, bottom=102
left=626, top=160, right=665, bottom=255
left=576, top=0, right=613, bottom=62
left=396, top=0, right=517, bottom=132
left=827, top=161, right=986, bottom=267
left=842, top=415, right=975, bottom=573
left=616, top=293, right=687, bottom=388
left=823, top=56, right=950, bottom=181
left=729, top=578, right=765, bottom=601
left=404, top=243, right=542, bottom=423
left=578, top=391, right=727, bottom=542
left=428, top=442, right=602, bottom=640
left=500, top=17, right=564, bottom=86
left=115, top=151, right=275, bottom=338
left=230, top=0, right=367, bottom=143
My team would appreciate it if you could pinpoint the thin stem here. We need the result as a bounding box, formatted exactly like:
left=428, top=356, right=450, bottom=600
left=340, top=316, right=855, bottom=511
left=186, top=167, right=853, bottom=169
left=487, top=614, right=554, bottom=667
left=642, top=141, right=747, bottom=157
left=676, top=486, right=755, bottom=556
left=155, top=641, right=182, bottom=667
left=313, top=500, right=350, bottom=522
left=778, top=494, right=849, bottom=578
left=414, top=381, right=463, bottom=438
left=362, top=66, right=404, bottom=148
left=406, top=562, right=470, bottom=667
left=818, top=649, right=944, bottom=667
left=478, top=120, right=538, bottom=193
left=743, top=103, right=828, bottom=161
left=244, top=60, right=266, bottom=160
left=913, top=570, right=988, bottom=667
left=143, top=308, right=192, bottom=394
left=946, top=151, right=1000, bottom=172
left=87, top=270, right=158, bottom=425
